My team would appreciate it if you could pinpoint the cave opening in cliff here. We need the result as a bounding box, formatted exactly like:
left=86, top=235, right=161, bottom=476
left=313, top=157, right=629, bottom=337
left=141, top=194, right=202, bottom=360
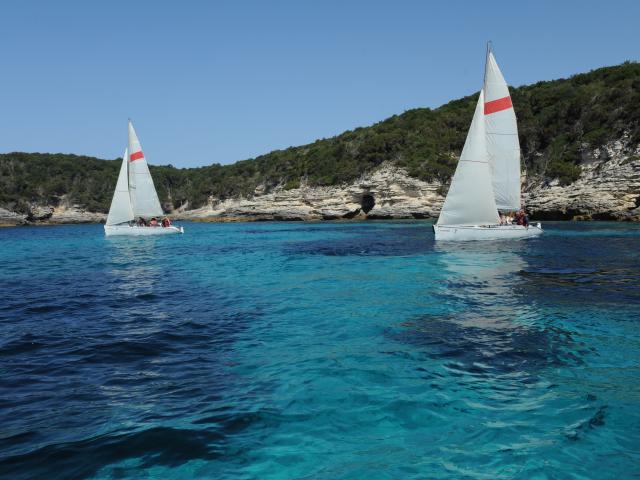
left=361, top=194, right=375, bottom=213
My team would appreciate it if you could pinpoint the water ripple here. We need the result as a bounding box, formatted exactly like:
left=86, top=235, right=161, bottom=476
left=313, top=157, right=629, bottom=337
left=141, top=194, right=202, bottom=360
left=0, top=221, right=639, bottom=478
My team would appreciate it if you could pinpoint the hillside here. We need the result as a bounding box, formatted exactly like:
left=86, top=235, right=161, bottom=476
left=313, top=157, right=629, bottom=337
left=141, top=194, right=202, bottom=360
left=1, top=61, right=639, bottom=217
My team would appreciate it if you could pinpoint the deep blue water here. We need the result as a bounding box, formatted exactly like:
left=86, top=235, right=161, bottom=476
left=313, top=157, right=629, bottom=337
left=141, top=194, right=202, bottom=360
left=1, top=221, right=639, bottom=479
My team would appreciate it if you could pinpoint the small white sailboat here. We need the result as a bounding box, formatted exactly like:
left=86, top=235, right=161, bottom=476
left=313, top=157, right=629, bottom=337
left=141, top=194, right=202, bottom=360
left=104, top=121, right=183, bottom=236
left=434, top=45, right=542, bottom=241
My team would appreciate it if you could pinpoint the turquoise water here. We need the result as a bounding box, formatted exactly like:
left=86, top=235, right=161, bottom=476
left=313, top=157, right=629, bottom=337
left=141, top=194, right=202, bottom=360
left=1, top=221, right=639, bottom=479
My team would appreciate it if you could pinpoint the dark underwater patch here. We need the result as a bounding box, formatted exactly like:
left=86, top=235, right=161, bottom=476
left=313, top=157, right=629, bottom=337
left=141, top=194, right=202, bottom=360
left=0, top=335, right=46, bottom=357
left=245, top=224, right=378, bottom=235
left=565, top=405, right=608, bottom=441
left=0, top=261, right=266, bottom=478
left=386, top=313, right=585, bottom=376
left=0, top=426, right=227, bottom=480
left=516, top=235, right=640, bottom=305
left=284, top=225, right=433, bottom=257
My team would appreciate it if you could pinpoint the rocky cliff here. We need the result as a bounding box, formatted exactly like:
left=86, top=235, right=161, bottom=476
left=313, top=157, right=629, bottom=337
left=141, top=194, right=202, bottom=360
left=2, top=140, right=638, bottom=227
left=525, top=137, right=640, bottom=221
left=175, top=163, right=443, bottom=222
left=0, top=201, right=106, bottom=226
left=176, top=138, right=640, bottom=223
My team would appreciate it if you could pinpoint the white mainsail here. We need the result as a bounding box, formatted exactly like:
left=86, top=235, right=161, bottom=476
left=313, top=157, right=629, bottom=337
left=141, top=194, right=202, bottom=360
left=484, top=49, right=521, bottom=211
left=127, top=120, right=164, bottom=218
left=437, top=90, right=500, bottom=227
left=106, top=148, right=134, bottom=225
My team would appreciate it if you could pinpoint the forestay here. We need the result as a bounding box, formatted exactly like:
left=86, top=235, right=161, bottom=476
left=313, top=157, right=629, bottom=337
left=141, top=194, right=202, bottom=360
left=127, top=121, right=164, bottom=218
left=437, top=90, right=500, bottom=227
left=484, top=50, right=521, bottom=211
left=106, top=148, right=134, bottom=225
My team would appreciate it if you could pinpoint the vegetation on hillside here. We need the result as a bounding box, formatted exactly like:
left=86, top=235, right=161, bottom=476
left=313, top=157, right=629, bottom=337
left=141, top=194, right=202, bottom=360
left=1, top=62, right=638, bottom=213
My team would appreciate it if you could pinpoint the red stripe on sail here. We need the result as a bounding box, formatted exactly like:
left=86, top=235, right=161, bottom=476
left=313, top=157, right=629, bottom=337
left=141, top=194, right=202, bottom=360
left=484, top=96, right=512, bottom=115
left=129, top=151, right=145, bottom=162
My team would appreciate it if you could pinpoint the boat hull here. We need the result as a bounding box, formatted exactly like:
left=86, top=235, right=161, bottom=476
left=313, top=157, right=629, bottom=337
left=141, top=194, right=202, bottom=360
left=104, top=225, right=184, bottom=236
left=433, top=223, right=542, bottom=241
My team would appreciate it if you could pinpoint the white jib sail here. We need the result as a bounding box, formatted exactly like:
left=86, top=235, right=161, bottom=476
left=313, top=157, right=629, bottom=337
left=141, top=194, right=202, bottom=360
left=127, top=120, right=164, bottom=218
left=484, top=50, right=521, bottom=211
left=106, top=148, right=135, bottom=225
left=437, top=90, right=500, bottom=226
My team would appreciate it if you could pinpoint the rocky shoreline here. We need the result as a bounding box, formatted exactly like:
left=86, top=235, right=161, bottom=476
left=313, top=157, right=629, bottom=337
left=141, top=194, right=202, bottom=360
left=2, top=140, right=639, bottom=227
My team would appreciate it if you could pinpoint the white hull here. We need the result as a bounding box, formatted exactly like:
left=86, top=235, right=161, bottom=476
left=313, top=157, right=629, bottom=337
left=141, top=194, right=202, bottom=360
left=104, top=225, right=184, bottom=236
left=433, top=223, right=542, bottom=241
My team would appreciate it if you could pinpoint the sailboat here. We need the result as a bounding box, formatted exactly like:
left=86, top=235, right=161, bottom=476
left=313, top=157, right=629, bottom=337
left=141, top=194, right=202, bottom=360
left=104, top=121, right=184, bottom=236
left=433, top=45, right=542, bottom=241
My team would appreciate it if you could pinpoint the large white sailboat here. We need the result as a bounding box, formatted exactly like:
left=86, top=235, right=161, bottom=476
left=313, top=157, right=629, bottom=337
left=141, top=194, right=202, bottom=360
left=433, top=45, right=542, bottom=241
left=104, top=121, right=183, bottom=236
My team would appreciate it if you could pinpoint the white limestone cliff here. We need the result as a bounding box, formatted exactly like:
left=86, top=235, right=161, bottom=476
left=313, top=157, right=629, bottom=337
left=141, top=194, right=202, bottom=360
left=524, top=139, right=640, bottom=221
left=2, top=140, right=639, bottom=226
left=175, top=163, right=444, bottom=222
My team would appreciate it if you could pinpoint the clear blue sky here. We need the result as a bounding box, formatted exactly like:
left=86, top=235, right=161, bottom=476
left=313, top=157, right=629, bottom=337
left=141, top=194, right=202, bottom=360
left=1, top=0, right=638, bottom=168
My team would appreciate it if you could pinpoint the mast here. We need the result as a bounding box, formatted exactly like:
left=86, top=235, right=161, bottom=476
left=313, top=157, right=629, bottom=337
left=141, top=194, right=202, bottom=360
left=484, top=41, right=492, bottom=84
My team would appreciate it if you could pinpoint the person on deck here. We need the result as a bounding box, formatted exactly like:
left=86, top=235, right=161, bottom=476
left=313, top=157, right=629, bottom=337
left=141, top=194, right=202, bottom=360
left=137, top=217, right=147, bottom=227
left=514, top=211, right=523, bottom=225
left=149, top=217, right=159, bottom=227
left=161, top=217, right=171, bottom=228
left=515, top=210, right=528, bottom=226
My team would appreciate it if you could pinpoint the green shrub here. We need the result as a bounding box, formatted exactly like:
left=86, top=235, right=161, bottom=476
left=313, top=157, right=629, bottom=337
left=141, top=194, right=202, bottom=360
left=283, top=179, right=300, bottom=190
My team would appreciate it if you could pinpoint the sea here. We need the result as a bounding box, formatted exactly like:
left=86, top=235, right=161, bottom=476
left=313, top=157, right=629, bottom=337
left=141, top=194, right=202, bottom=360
left=0, top=221, right=639, bottom=479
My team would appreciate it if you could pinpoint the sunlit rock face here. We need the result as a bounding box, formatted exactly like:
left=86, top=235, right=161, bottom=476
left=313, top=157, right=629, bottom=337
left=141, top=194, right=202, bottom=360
left=177, top=163, right=445, bottom=222
left=0, top=207, right=27, bottom=226
left=0, top=200, right=106, bottom=226
left=524, top=138, right=640, bottom=221
left=3, top=139, right=639, bottom=226
left=177, top=139, right=640, bottom=223
left=48, top=205, right=107, bottom=224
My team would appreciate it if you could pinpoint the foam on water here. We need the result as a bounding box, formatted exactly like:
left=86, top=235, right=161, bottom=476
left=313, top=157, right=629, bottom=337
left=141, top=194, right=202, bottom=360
left=0, top=221, right=639, bottom=479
